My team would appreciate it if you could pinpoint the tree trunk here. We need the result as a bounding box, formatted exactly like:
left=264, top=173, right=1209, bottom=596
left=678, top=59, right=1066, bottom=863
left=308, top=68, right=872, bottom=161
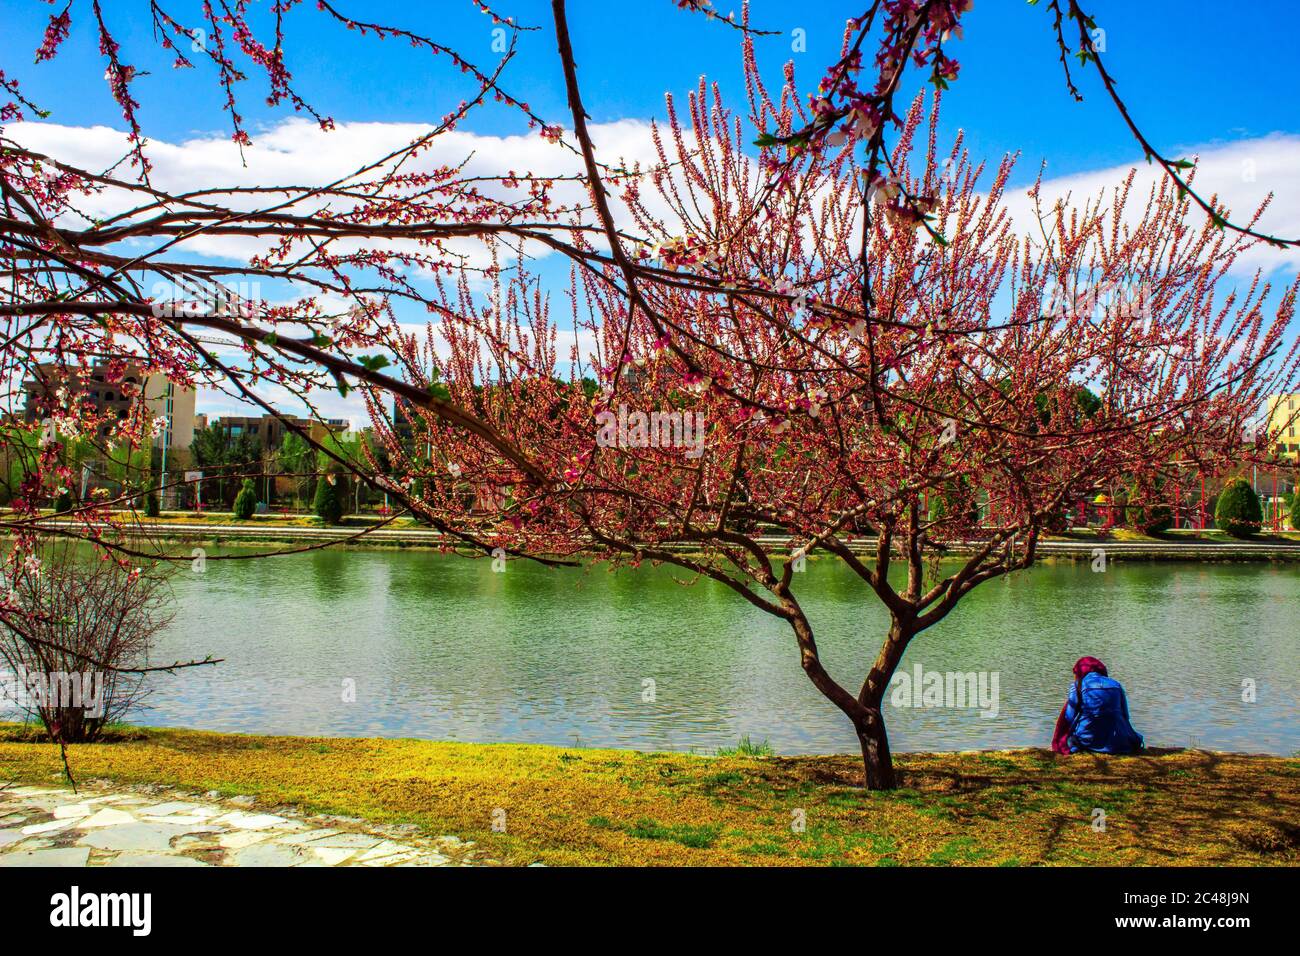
left=855, top=708, right=897, bottom=790
left=854, top=623, right=910, bottom=790
left=785, top=604, right=903, bottom=790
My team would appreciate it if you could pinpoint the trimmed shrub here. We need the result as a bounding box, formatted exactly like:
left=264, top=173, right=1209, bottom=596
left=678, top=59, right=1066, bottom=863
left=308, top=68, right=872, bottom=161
left=927, top=479, right=980, bottom=528
left=313, top=471, right=344, bottom=524
left=1290, top=492, right=1300, bottom=532
left=1215, top=478, right=1263, bottom=538
left=143, top=489, right=160, bottom=517
left=927, top=494, right=979, bottom=528
left=1125, top=483, right=1173, bottom=535
left=1043, top=510, right=1070, bottom=533
left=1134, top=503, right=1173, bottom=535
left=233, top=478, right=258, bottom=520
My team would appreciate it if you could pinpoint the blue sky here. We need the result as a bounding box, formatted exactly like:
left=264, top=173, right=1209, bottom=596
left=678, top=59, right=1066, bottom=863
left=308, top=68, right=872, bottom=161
left=4, top=1, right=1297, bottom=180
left=3, top=1, right=1298, bottom=422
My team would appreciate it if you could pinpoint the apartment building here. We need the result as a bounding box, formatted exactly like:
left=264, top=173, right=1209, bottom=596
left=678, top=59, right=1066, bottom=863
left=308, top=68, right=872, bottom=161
left=21, top=361, right=197, bottom=452
left=210, top=414, right=348, bottom=450
left=1264, top=392, right=1300, bottom=463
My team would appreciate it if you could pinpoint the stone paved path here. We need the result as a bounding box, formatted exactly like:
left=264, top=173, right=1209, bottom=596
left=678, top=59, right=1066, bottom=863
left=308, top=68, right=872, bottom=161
left=0, top=781, right=491, bottom=867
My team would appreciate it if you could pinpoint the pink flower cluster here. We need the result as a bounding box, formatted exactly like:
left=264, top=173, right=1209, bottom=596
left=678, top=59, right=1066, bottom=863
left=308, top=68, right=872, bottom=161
left=809, top=1, right=972, bottom=152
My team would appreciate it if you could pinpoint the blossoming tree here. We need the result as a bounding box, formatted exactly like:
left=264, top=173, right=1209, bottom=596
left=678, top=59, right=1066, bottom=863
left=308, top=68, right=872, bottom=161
left=2, top=0, right=1297, bottom=787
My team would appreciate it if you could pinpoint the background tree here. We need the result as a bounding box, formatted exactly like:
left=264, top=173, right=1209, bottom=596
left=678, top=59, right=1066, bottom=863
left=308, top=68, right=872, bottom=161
left=233, top=478, right=258, bottom=520
left=189, top=426, right=263, bottom=508
left=1215, top=478, right=1264, bottom=538
left=314, top=430, right=368, bottom=514
left=276, top=432, right=317, bottom=510
left=313, top=469, right=345, bottom=525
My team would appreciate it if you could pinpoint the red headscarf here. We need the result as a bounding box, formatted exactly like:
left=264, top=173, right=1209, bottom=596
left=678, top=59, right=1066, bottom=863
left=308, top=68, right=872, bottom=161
left=1052, top=657, right=1108, bottom=753
left=1073, top=656, right=1108, bottom=680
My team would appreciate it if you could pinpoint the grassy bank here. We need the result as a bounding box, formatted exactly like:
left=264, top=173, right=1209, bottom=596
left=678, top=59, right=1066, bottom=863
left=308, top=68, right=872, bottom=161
left=2, top=726, right=1296, bottom=866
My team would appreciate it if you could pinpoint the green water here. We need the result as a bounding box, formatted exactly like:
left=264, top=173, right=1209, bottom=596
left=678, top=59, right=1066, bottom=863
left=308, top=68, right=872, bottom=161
left=121, top=550, right=1300, bottom=755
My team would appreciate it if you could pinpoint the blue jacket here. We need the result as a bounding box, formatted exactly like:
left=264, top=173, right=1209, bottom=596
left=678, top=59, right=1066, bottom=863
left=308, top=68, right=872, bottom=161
left=1063, top=672, right=1144, bottom=754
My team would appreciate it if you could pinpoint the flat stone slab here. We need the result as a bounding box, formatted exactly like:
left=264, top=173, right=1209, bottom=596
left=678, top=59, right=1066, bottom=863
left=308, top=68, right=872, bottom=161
left=0, top=783, right=493, bottom=868
left=310, top=846, right=358, bottom=866
left=212, top=812, right=292, bottom=831
left=21, top=819, right=75, bottom=836
left=294, top=832, right=383, bottom=849
left=143, top=815, right=218, bottom=829
left=106, top=853, right=212, bottom=867
left=355, top=840, right=416, bottom=862
left=0, top=829, right=34, bottom=849
left=79, top=808, right=137, bottom=828
left=136, top=801, right=204, bottom=817
left=232, top=843, right=314, bottom=867
left=79, top=822, right=185, bottom=853
left=357, top=847, right=422, bottom=866
left=217, top=830, right=271, bottom=850
left=274, top=828, right=341, bottom=847
left=0, top=847, right=92, bottom=867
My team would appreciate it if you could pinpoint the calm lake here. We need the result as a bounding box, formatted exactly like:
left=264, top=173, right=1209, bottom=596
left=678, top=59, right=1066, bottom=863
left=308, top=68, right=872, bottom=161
left=113, top=549, right=1300, bottom=755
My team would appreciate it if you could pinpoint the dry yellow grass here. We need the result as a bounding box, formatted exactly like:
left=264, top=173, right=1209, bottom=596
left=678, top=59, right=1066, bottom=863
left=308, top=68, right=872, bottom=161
left=1, top=726, right=1295, bottom=866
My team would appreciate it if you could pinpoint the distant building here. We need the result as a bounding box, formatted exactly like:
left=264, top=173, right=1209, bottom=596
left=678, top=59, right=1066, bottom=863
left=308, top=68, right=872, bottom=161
left=391, top=399, right=418, bottom=448
left=1264, top=392, right=1299, bottom=462
left=22, top=361, right=196, bottom=451
left=209, top=414, right=347, bottom=450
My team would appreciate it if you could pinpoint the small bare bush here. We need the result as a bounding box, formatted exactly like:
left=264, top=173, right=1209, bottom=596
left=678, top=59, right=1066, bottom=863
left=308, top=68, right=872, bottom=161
left=0, top=537, right=173, bottom=742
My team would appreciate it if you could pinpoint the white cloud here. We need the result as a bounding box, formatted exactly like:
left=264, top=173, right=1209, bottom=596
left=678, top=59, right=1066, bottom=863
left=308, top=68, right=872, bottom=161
left=8, top=117, right=1298, bottom=425
left=7, top=117, right=652, bottom=424
left=1001, top=134, right=1300, bottom=276
left=13, top=116, right=1296, bottom=269
left=5, top=116, right=676, bottom=265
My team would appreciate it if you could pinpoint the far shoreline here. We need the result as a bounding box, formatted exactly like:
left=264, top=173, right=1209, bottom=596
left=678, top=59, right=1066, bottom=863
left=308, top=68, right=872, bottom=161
left=10, top=511, right=1300, bottom=562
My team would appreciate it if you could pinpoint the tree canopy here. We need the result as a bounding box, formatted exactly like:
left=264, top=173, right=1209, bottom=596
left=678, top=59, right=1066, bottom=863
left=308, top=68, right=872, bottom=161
left=2, top=0, right=1298, bottom=787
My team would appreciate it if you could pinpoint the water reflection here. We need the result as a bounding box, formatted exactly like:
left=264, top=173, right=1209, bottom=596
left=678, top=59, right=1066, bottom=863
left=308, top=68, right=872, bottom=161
left=68, top=550, right=1300, bottom=755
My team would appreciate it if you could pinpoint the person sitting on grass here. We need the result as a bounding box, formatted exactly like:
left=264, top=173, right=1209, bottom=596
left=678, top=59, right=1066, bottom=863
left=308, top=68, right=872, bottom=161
left=1051, top=656, right=1144, bottom=755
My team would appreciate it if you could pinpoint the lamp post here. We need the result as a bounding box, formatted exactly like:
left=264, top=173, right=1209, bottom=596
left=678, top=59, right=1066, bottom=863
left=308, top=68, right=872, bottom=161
left=158, top=380, right=174, bottom=509
left=1200, top=470, right=1206, bottom=531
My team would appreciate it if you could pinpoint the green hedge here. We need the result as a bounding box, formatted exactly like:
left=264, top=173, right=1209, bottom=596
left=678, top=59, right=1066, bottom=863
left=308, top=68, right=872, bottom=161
left=233, top=478, right=258, bottom=520
left=1126, top=484, right=1172, bottom=535
left=313, top=472, right=344, bottom=524
left=1215, top=478, right=1262, bottom=538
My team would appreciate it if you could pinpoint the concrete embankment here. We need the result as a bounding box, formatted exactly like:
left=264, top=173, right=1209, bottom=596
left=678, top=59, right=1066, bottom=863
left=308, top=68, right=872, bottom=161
left=12, top=517, right=1300, bottom=561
